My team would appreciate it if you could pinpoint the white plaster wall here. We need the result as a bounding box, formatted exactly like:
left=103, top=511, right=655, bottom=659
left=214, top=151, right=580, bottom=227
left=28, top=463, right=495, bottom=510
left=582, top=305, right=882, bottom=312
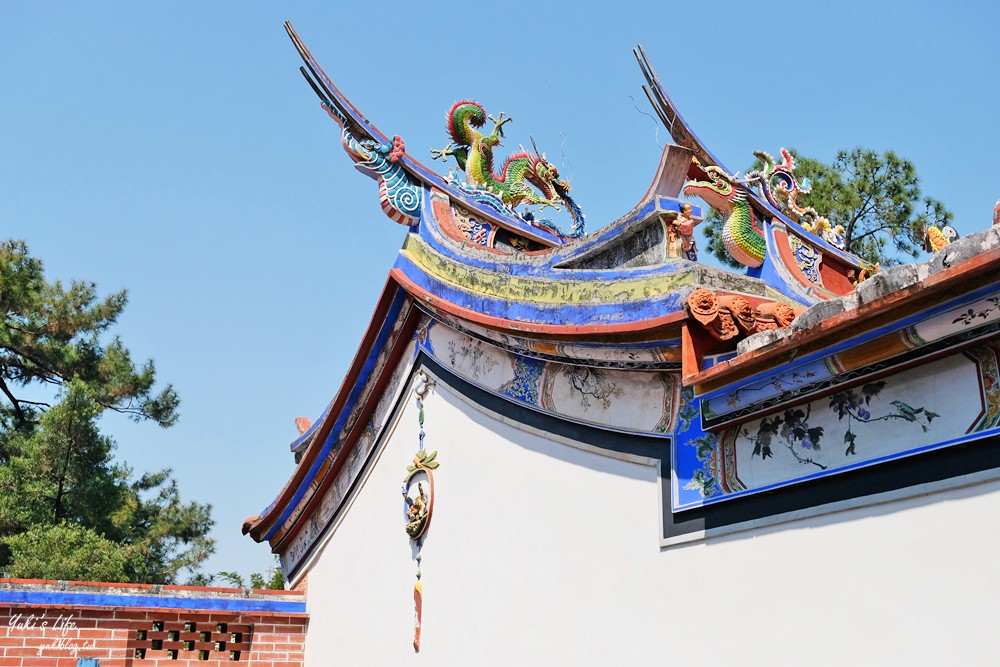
left=302, top=375, right=1000, bottom=666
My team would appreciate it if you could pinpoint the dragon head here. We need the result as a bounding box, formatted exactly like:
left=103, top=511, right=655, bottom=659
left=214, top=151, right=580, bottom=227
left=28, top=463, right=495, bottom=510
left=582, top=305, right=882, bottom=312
left=524, top=137, right=573, bottom=203
left=528, top=157, right=564, bottom=196
left=682, top=166, right=741, bottom=214
left=344, top=136, right=389, bottom=165
left=526, top=157, right=585, bottom=230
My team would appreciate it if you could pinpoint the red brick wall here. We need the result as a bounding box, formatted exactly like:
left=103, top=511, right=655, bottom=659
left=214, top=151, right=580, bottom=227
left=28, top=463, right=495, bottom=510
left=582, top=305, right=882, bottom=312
left=0, top=590, right=306, bottom=667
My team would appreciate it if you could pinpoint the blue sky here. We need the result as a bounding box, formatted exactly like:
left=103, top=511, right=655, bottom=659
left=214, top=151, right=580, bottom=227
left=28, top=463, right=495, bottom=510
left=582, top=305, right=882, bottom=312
left=2, top=2, right=998, bottom=580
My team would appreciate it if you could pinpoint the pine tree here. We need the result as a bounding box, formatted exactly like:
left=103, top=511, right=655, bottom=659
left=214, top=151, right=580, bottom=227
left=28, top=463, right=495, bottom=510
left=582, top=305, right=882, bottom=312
left=0, top=240, right=212, bottom=583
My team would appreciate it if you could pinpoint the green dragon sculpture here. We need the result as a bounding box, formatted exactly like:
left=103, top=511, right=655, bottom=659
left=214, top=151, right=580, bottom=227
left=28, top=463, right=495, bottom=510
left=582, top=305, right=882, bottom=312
left=432, top=100, right=584, bottom=235
left=685, top=149, right=858, bottom=269
left=683, top=166, right=766, bottom=268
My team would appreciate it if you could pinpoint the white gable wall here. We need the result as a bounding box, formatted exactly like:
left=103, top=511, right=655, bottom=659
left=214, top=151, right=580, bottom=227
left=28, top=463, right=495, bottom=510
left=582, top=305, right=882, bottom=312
left=301, top=374, right=1000, bottom=665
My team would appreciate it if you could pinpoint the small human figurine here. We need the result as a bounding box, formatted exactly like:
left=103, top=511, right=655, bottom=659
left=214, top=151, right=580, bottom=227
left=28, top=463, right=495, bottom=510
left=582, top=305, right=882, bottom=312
left=664, top=214, right=680, bottom=259
left=993, top=199, right=1000, bottom=227
left=406, top=486, right=425, bottom=520
left=403, top=482, right=429, bottom=538
left=662, top=204, right=699, bottom=261
left=675, top=203, right=698, bottom=261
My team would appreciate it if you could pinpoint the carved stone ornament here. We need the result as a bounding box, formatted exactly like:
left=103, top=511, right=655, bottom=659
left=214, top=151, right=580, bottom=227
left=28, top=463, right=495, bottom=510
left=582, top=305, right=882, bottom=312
left=686, top=289, right=802, bottom=341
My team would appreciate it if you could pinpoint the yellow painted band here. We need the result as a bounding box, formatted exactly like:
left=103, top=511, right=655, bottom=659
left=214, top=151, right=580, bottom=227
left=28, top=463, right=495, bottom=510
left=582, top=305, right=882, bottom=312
left=402, top=235, right=695, bottom=305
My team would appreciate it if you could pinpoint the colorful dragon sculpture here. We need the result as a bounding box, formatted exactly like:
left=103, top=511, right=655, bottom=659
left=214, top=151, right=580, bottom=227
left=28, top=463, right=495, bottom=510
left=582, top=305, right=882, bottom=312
left=432, top=101, right=584, bottom=237
left=321, top=100, right=421, bottom=225
left=683, top=166, right=766, bottom=268
left=745, top=148, right=846, bottom=249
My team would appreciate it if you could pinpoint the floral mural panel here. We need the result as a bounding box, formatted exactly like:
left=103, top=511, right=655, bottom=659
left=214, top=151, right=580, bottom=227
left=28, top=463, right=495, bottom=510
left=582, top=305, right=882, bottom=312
left=433, top=326, right=516, bottom=391
left=914, top=294, right=1000, bottom=344
left=425, top=321, right=677, bottom=435
left=675, top=348, right=994, bottom=510
left=703, top=359, right=833, bottom=420
left=541, top=365, right=675, bottom=434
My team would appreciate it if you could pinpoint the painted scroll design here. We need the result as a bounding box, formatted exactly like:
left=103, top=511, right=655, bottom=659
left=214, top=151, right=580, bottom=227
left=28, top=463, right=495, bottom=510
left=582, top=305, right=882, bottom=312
left=562, top=366, right=624, bottom=410
left=413, top=316, right=436, bottom=358
left=652, top=373, right=679, bottom=433
left=683, top=434, right=720, bottom=498
left=952, top=297, right=1000, bottom=327
left=965, top=345, right=1000, bottom=432
left=447, top=337, right=498, bottom=377
left=788, top=235, right=822, bottom=284
left=676, top=350, right=990, bottom=511
left=403, top=371, right=438, bottom=653
left=677, top=385, right=721, bottom=499
left=718, top=367, right=822, bottom=413
left=430, top=309, right=682, bottom=369
left=453, top=205, right=496, bottom=246
left=676, top=385, right=698, bottom=433
left=744, top=381, right=937, bottom=469
left=500, top=355, right=545, bottom=404
left=426, top=326, right=677, bottom=434
left=706, top=297, right=1000, bottom=424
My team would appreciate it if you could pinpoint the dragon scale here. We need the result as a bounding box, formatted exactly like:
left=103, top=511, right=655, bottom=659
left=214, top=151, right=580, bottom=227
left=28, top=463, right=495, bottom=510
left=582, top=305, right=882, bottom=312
left=722, top=196, right=765, bottom=268
left=684, top=167, right=766, bottom=268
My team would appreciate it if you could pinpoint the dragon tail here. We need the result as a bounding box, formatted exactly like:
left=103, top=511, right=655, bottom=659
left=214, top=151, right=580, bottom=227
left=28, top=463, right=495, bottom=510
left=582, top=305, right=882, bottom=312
left=555, top=183, right=585, bottom=238
left=446, top=100, right=485, bottom=148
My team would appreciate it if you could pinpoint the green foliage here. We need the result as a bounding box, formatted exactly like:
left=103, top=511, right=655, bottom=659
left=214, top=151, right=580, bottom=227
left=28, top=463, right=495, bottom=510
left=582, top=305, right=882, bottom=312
left=407, top=449, right=439, bottom=473
left=120, top=469, right=215, bottom=583
left=0, top=387, right=118, bottom=532
left=0, top=239, right=179, bottom=432
left=0, top=241, right=212, bottom=584
left=216, top=571, right=244, bottom=587
left=217, top=557, right=285, bottom=590
left=250, top=568, right=285, bottom=590
left=699, top=149, right=953, bottom=268
left=3, top=522, right=139, bottom=582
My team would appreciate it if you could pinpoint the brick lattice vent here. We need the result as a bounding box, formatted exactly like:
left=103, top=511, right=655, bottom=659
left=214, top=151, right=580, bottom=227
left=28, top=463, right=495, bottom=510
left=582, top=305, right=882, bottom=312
left=128, top=620, right=253, bottom=662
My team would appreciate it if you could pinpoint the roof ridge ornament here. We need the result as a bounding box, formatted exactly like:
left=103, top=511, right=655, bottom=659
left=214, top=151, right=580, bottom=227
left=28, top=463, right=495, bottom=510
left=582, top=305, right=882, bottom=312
left=432, top=100, right=585, bottom=238
left=287, top=22, right=421, bottom=226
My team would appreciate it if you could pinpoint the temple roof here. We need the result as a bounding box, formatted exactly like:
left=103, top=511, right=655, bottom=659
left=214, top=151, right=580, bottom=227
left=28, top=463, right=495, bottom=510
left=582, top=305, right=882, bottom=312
left=243, top=25, right=1000, bottom=561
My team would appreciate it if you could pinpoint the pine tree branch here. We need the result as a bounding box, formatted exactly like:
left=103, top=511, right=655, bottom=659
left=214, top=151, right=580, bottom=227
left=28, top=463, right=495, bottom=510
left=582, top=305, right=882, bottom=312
left=0, top=343, right=66, bottom=383
left=5, top=323, right=49, bottom=337
left=849, top=224, right=895, bottom=245
left=15, top=399, right=51, bottom=407
left=0, top=374, right=27, bottom=425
